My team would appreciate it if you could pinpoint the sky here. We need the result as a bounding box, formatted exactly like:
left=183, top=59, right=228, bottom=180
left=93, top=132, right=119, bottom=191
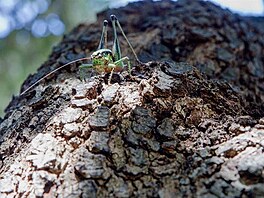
left=208, top=0, right=264, bottom=15
left=110, top=0, right=264, bottom=15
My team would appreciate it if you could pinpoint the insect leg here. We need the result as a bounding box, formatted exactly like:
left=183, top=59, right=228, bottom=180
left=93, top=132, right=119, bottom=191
left=98, top=20, right=108, bottom=50
left=108, top=67, right=115, bottom=84
left=111, top=15, right=122, bottom=64
left=79, top=63, right=93, bottom=81
left=107, top=56, right=130, bottom=84
left=114, top=56, right=131, bottom=74
left=111, top=15, right=142, bottom=64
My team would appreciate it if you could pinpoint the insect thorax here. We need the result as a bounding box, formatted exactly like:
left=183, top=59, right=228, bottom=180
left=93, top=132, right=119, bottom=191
left=91, top=49, right=114, bottom=65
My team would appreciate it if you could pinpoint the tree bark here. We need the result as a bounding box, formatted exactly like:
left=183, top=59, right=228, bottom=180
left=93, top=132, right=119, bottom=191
left=1, top=0, right=264, bottom=197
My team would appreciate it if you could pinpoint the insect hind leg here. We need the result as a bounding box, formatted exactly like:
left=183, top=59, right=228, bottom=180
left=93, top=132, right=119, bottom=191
left=98, top=20, right=108, bottom=50
left=111, top=15, right=142, bottom=64
left=111, top=15, right=122, bottom=65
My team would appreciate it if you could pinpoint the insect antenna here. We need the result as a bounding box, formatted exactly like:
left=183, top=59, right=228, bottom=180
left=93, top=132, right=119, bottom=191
left=20, top=57, right=91, bottom=96
left=111, top=15, right=142, bottom=64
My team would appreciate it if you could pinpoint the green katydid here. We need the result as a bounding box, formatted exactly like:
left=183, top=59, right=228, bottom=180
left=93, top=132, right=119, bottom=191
left=20, top=15, right=141, bottom=96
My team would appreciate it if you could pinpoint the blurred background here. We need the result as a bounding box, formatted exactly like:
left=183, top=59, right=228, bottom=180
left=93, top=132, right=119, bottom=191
left=0, top=0, right=263, bottom=117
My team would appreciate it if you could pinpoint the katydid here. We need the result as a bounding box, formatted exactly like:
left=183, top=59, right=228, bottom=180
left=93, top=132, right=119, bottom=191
left=20, top=15, right=141, bottom=96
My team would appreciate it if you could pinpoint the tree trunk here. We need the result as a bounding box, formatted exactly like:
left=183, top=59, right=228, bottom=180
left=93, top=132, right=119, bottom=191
left=1, top=0, right=264, bottom=197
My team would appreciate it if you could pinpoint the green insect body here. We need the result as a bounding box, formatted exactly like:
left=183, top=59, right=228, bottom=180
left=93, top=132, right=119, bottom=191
left=79, top=15, right=138, bottom=81
left=20, top=15, right=140, bottom=96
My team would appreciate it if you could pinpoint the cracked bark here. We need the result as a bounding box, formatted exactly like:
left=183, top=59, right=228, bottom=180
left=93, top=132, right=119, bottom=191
left=1, top=0, right=264, bottom=197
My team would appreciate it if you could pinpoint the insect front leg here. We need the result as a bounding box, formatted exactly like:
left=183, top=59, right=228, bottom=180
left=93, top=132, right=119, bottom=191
left=79, top=63, right=93, bottom=81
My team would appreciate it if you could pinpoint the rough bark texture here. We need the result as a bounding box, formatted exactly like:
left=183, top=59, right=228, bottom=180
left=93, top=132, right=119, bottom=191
left=1, top=0, right=264, bottom=197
